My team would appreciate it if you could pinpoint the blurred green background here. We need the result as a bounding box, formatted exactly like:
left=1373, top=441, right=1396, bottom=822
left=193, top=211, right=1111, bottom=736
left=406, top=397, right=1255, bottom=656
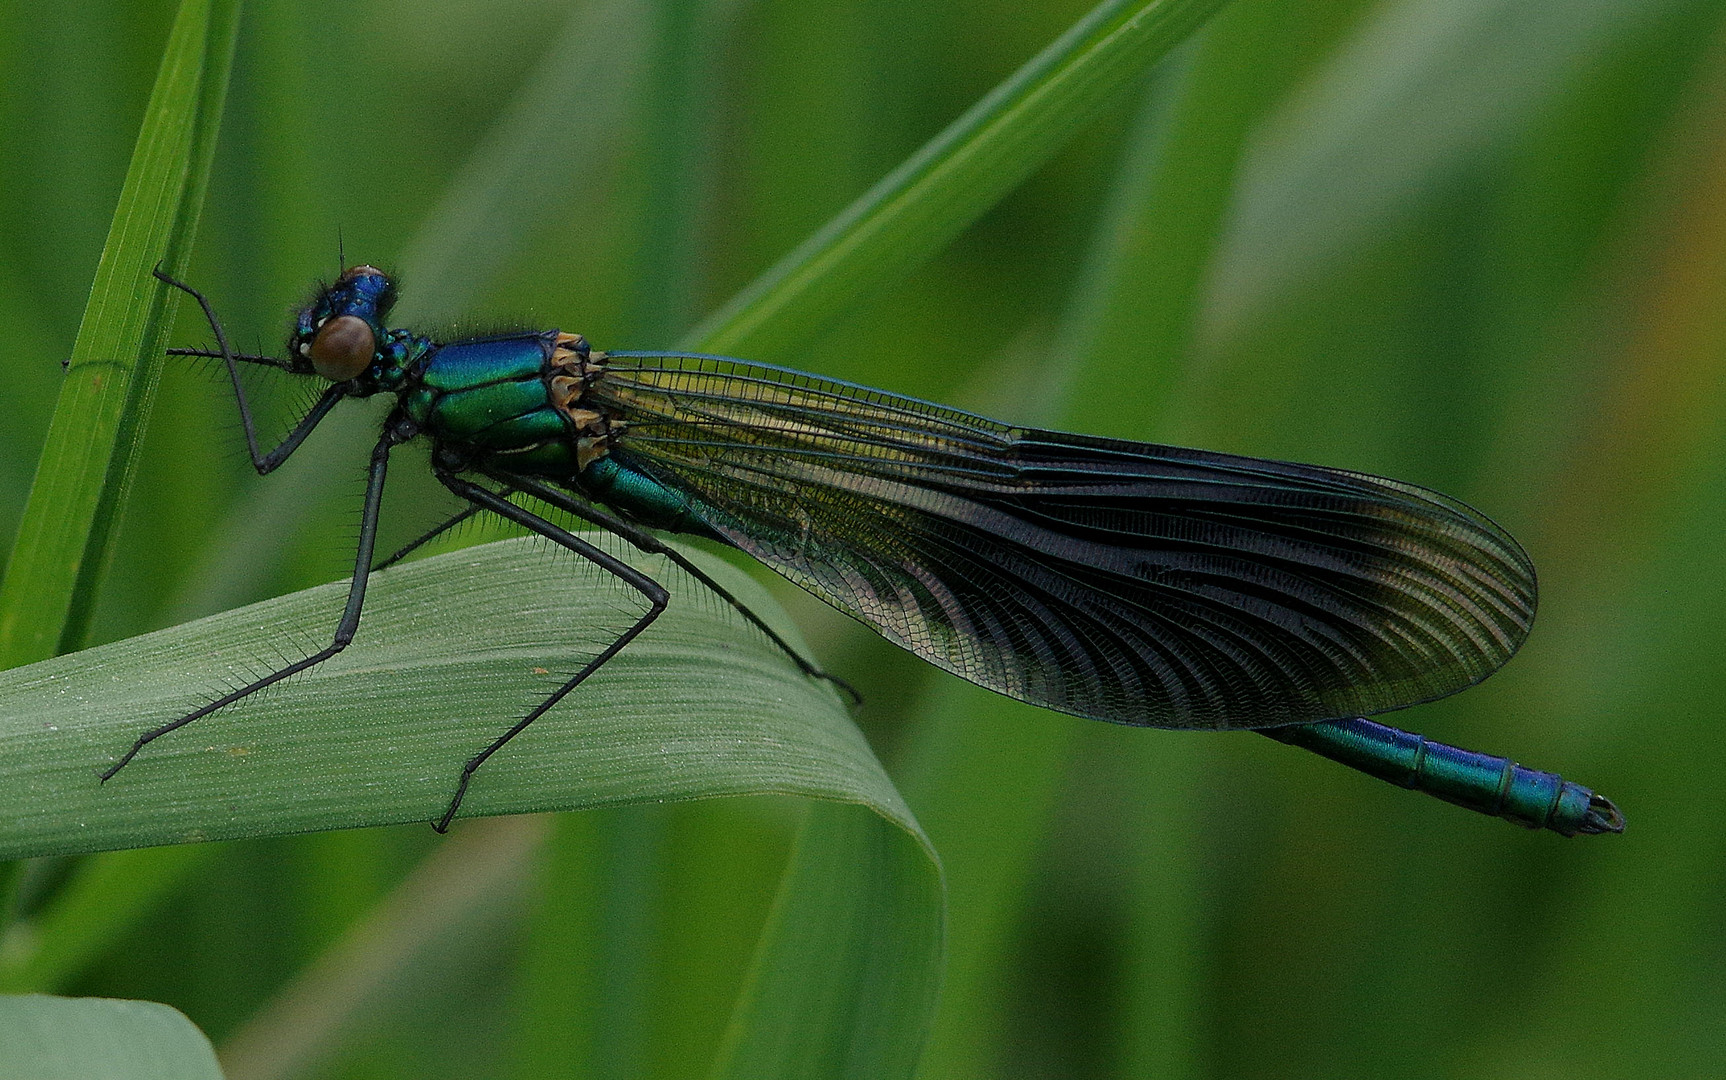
left=2, top=0, right=1724, bottom=1075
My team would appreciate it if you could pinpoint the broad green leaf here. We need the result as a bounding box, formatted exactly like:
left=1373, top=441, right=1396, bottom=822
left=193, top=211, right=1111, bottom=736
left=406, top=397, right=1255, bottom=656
left=0, top=994, right=223, bottom=1080
left=0, top=538, right=915, bottom=860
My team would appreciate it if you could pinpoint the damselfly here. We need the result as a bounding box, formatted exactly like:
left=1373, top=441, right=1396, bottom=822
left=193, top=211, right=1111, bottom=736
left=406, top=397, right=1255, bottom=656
left=110, top=266, right=1623, bottom=837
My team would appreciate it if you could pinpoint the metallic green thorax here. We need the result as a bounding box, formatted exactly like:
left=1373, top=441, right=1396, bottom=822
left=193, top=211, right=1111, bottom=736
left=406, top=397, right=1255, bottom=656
left=397, top=332, right=701, bottom=530
left=403, top=331, right=587, bottom=471
left=395, top=330, right=714, bottom=535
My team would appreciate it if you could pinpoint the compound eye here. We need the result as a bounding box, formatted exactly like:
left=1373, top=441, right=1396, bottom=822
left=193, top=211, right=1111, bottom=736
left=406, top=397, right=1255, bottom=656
left=308, top=315, right=375, bottom=380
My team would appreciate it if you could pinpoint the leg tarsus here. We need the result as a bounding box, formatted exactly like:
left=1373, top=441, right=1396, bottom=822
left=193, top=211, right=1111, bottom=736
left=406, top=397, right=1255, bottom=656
left=434, top=770, right=473, bottom=833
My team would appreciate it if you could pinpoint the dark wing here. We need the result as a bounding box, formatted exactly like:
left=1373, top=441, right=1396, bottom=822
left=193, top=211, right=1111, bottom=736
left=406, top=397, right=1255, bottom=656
left=592, top=352, right=1536, bottom=730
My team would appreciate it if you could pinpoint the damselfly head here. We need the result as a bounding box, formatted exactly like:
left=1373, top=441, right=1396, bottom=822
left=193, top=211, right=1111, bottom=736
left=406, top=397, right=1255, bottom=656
left=291, top=265, right=398, bottom=382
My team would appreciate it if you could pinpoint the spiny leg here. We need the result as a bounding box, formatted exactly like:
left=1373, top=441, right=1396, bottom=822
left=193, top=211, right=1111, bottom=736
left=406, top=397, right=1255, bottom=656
left=433, top=471, right=671, bottom=833
left=371, top=487, right=518, bottom=572
left=154, top=267, right=346, bottom=474
left=102, top=431, right=397, bottom=781
left=492, top=472, right=859, bottom=705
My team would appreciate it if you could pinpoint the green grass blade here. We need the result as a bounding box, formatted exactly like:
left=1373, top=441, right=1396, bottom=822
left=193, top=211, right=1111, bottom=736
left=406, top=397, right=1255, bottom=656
left=1207, top=0, right=1678, bottom=338
left=899, top=683, right=1076, bottom=1080
left=709, top=803, right=943, bottom=1080
left=0, top=995, right=224, bottom=1080
left=0, top=846, right=213, bottom=993
left=215, top=816, right=546, bottom=1080
left=391, top=0, right=655, bottom=323
left=0, top=538, right=912, bottom=860
left=0, top=0, right=240, bottom=668
left=684, top=0, right=1232, bottom=360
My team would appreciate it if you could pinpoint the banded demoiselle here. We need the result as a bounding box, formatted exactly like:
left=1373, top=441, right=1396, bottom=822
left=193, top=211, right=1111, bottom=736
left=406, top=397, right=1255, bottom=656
left=110, top=266, right=1623, bottom=837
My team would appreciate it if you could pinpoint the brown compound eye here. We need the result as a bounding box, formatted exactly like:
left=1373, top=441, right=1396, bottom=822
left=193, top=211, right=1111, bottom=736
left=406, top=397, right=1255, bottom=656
left=308, top=315, right=375, bottom=380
